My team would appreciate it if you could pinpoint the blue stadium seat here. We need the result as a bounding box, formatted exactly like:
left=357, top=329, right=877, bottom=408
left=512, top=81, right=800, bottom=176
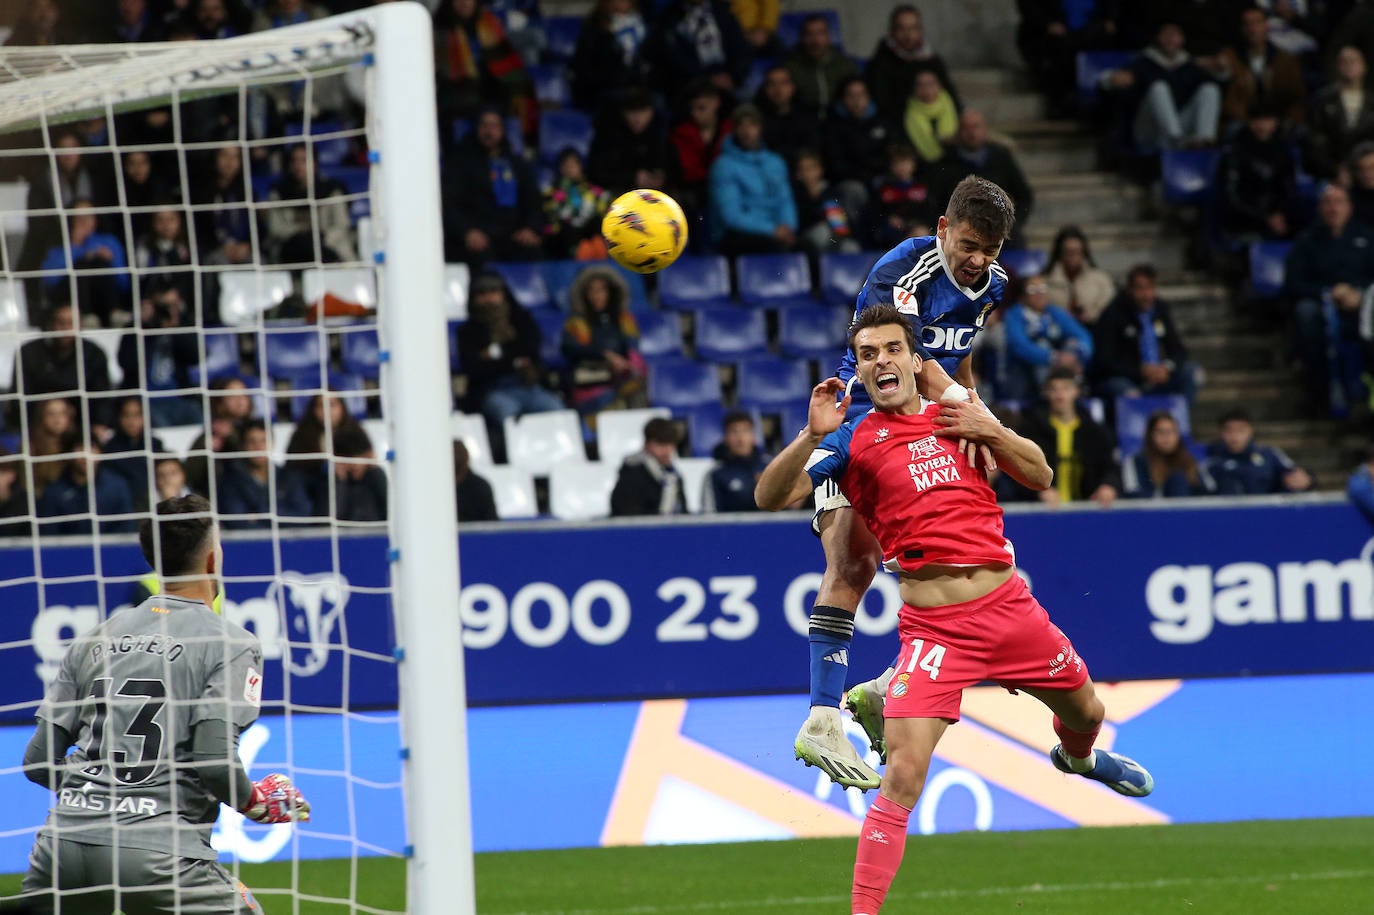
left=543, top=15, right=581, bottom=62
left=676, top=402, right=764, bottom=457
left=284, top=119, right=351, bottom=167
left=1161, top=148, right=1221, bottom=206
left=659, top=255, right=732, bottom=310
left=290, top=372, right=370, bottom=422
left=737, top=252, right=815, bottom=309
left=250, top=171, right=275, bottom=201
left=778, top=400, right=810, bottom=441
left=635, top=310, right=684, bottom=358
left=694, top=308, right=768, bottom=362
left=777, top=9, right=843, bottom=49
left=489, top=261, right=553, bottom=311
left=778, top=306, right=849, bottom=360
left=735, top=357, right=813, bottom=410
left=538, top=109, right=593, bottom=164
left=1075, top=50, right=1132, bottom=108
left=187, top=331, right=240, bottom=385
left=340, top=324, right=381, bottom=379
left=449, top=320, right=464, bottom=374
left=649, top=359, right=722, bottom=408
left=1115, top=394, right=1191, bottom=456
left=529, top=63, right=571, bottom=108
left=820, top=251, right=880, bottom=307
left=533, top=309, right=568, bottom=370
left=997, top=248, right=1048, bottom=279
left=260, top=326, right=326, bottom=387
left=321, top=164, right=368, bottom=196
left=1249, top=240, right=1292, bottom=299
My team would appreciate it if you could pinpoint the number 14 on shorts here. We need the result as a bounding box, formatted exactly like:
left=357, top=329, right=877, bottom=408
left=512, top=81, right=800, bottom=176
left=902, top=638, right=946, bottom=681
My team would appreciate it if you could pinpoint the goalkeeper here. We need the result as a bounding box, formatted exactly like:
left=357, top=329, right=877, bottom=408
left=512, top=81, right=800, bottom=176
left=18, top=495, right=309, bottom=914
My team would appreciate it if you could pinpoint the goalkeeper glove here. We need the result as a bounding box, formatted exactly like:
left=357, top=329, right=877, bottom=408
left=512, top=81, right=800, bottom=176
left=241, top=773, right=311, bottom=823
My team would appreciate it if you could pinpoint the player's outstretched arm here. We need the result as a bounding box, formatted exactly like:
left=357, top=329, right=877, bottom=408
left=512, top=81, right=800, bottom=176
left=21, top=721, right=72, bottom=791
left=934, top=396, right=1053, bottom=490
left=756, top=379, right=849, bottom=511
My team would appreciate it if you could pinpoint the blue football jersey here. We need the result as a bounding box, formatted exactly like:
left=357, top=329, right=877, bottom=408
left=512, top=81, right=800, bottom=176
left=836, top=235, right=1008, bottom=401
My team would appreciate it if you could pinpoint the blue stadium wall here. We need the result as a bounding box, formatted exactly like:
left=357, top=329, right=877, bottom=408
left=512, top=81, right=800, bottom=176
left=2, top=497, right=1372, bottom=864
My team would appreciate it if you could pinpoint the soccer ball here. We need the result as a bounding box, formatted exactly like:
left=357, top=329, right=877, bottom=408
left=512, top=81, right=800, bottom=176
left=601, top=189, right=688, bottom=274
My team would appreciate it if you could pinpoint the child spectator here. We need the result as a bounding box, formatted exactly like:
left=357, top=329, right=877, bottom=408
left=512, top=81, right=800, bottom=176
left=454, top=441, right=498, bottom=523
left=868, top=141, right=935, bottom=250
left=866, top=4, right=959, bottom=122
left=670, top=80, right=731, bottom=213
left=588, top=88, right=671, bottom=196
left=1093, top=264, right=1198, bottom=404
left=432, top=0, right=537, bottom=141
left=822, top=77, right=895, bottom=189
left=561, top=266, right=648, bottom=416
left=703, top=410, right=769, bottom=512
left=1002, top=274, right=1094, bottom=403
left=1044, top=225, right=1117, bottom=327
left=36, top=439, right=136, bottom=535
left=570, top=0, right=649, bottom=113
left=134, top=208, right=195, bottom=308
left=610, top=417, right=686, bottom=516
left=793, top=149, right=862, bottom=257
left=326, top=426, right=388, bottom=523
left=264, top=145, right=356, bottom=265
left=1216, top=103, right=1298, bottom=241
left=153, top=456, right=194, bottom=502
left=218, top=419, right=312, bottom=528
left=443, top=108, right=544, bottom=265
left=543, top=149, right=613, bottom=260
left=1005, top=367, right=1119, bottom=507
left=1306, top=46, right=1374, bottom=180
left=903, top=69, right=957, bottom=164
left=783, top=14, right=858, bottom=116
left=101, top=398, right=167, bottom=510
left=756, top=66, right=821, bottom=166
left=708, top=104, right=797, bottom=255
left=1121, top=410, right=1216, bottom=499
left=1205, top=408, right=1312, bottom=495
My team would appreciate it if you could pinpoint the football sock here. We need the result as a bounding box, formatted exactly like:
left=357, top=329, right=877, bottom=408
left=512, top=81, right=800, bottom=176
left=809, top=605, right=854, bottom=708
left=1054, top=715, right=1101, bottom=773
left=852, top=794, right=912, bottom=914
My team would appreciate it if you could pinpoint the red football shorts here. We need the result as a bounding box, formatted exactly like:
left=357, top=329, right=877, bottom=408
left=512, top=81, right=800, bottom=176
left=885, top=573, right=1089, bottom=721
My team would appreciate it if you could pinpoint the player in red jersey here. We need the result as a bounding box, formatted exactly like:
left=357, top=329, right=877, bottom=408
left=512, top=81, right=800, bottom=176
left=756, top=304, right=1154, bottom=915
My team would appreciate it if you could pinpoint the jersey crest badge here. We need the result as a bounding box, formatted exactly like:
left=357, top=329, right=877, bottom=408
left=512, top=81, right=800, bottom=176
left=908, top=436, right=943, bottom=461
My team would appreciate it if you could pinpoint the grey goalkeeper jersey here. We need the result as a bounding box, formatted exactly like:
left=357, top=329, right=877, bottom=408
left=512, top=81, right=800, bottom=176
left=35, top=594, right=263, bottom=860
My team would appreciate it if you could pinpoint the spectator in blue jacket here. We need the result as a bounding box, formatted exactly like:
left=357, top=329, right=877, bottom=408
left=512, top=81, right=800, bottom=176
left=40, top=199, right=131, bottom=327
left=709, top=104, right=797, bottom=255
left=36, top=438, right=136, bottom=535
left=219, top=419, right=313, bottom=528
left=1001, top=273, right=1094, bottom=403
left=1284, top=183, right=1374, bottom=410
left=1104, top=21, right=1223, bottom=149
left=1204, top=408, right=1312, bottom=495
left=704, top=410, right=769, bottom=513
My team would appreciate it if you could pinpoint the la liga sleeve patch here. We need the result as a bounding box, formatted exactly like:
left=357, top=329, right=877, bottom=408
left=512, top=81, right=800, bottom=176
left=244, top=668, right=263, bottom=708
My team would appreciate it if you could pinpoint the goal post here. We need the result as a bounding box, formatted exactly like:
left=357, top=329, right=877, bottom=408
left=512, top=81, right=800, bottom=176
left=0, top=5, right=474, bottom=912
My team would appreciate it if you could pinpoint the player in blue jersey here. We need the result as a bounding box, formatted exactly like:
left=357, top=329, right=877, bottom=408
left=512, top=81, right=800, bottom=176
left=795, top=176, right=1014, bottom=789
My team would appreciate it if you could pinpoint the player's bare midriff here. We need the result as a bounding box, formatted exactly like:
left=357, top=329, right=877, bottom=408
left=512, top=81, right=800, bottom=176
left=900, top=563, right=1014, bottom=608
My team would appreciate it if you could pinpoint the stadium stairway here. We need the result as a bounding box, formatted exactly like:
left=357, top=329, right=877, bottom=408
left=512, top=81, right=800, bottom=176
left=956, top=67, right=1357, bottom=490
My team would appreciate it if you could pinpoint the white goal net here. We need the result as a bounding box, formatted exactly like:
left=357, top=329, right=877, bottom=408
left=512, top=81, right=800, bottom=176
left=0, top=6, right=470, bottom=913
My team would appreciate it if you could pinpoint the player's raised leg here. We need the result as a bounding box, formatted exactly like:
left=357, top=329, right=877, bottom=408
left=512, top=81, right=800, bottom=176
left=1025, top=680, right=1155, bottom=797
left=795, top=502, right=882, bottom=790
left=851, top=716, right=948, bottom=915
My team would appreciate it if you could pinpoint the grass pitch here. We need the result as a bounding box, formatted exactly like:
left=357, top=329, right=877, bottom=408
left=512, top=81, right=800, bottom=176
left=4, top=818, right=1372, bottom=913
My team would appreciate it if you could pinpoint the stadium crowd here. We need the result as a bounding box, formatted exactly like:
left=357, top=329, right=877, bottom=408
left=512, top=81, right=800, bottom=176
left=5, top=0, right=1370, bottom=529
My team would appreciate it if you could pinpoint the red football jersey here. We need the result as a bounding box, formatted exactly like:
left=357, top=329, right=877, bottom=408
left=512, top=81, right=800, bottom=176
left=806, top=402, right=1016, bottom=572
